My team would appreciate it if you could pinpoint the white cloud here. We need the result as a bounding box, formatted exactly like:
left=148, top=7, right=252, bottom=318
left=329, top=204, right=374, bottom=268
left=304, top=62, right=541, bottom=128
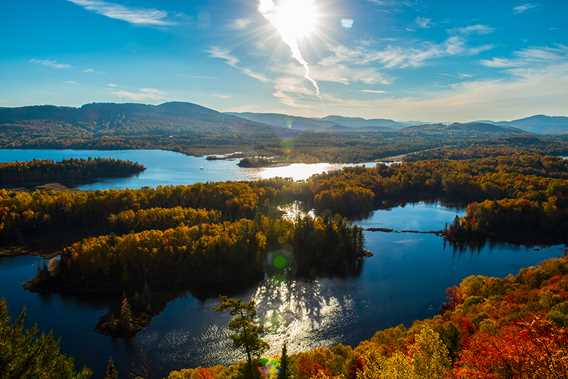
left=112, top=88, right=165, bottom=102
left=481, top=44, right=568, bottom=68
left=341, top=18, right=354, bottom=29
left=322, top=37, right=492, bottom=70
left=415, top=17, right=431, bottom=29
left=361, top=89, right=386, bottom=94
left=29, top=59, right=71, bottom=69
left=208, top=47, right=269, bottom=82
left=106, top=83, right=118, bottom=88
left=83, top=68, right=95, bottom=73
left=513, top=3, right=538, bottom=14
left=67, top=0, right=172, bottom=26
left=231, top=18, right=253, bottom=30
left=451, top=24, right=494, bottom=35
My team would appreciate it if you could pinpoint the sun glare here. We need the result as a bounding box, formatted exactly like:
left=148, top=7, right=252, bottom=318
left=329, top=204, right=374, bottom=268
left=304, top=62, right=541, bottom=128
left=272, top=0, right=320, bottom=40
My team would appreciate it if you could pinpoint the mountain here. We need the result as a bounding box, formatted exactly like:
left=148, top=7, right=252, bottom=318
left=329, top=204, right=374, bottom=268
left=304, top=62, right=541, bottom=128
left=499, top=115, right=568, bottom=135
left=401, top=122, right=528, bottom=136
left=226, top=112, right=344, bottom=133
left=321, top=115, right=412, bottom=129
left=0, top=102, right=276, bottom=141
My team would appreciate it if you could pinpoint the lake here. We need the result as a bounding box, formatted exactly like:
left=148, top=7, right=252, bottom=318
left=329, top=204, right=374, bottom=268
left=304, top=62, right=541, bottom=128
left=0, top=149, right=565, bottom=378
left=0, top=149, right=375, bottom=188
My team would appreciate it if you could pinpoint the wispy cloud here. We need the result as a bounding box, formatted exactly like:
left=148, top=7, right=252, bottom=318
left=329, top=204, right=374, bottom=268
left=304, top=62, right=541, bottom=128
left=208, top=47, right=269, bottom=82
left=29, top=59, right=71, bottom=69
left=67, top=0, right=173, bottom=26
left=322, top=37, right=492, bottom=70
left=231, top=18, right=253, bottom=30
left=106, top=83, right=118, bottom=88
left=451, top=24, right=495, bottom=35
left=112, top=88, right=165, bottom=102
left=361, top=89, right=386, bottom=94
left=83, top=68, right=95, bottom=73
left=481, top=44, right=568, bottom=68
left=64, top=80, right=79, bottom=85
left=415, top=17, right=432, bottom=29
left=513, top=3, right=538, bottom=14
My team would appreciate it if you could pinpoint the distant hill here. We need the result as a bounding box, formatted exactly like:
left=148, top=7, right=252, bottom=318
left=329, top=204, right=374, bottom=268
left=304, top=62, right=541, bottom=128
left=321, top=115, right=412, bottom=129
left=497, top=115, right=568, bottom=135
left=0, top=102, right=274, bottom=137
left=227, top=112, right=345, bottom=133
left=401, top=122, right=528, bottom=136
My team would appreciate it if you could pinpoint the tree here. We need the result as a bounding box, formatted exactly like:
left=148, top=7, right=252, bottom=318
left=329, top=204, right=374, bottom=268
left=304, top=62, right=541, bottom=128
left=410, top=326, right=451, bottom=379
left=103, top=358, right=119, bottom=379
left=215, top=296, right=268, bottom=379
left=119, top=295, right=133, bottom=330
left=0, top=299, right=92, bottom=379
left=278, top=342, right=290, bottom=379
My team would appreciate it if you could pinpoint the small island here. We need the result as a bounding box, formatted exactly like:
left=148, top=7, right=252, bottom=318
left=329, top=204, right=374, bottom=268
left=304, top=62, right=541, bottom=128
left=0, top=158, right=145, bottom=188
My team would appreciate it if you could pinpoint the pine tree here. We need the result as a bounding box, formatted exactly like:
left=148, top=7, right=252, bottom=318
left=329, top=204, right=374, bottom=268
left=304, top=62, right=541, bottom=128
left=215, top=296, right=268, bottom=379
left=119, top=295, right=133, bottom=328
left=278, top=342, right=289, bottom=379
left=103, top=358, right=119, bottom=379
left=0, top=299, right=92, bottom=378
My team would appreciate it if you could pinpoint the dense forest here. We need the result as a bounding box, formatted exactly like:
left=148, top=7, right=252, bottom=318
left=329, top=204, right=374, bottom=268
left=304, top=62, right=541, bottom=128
left=0, top=158, right=144, bottom=188
left=168, top=254, right=568, bottom=379
left=1, top=151, right=567, bottom=249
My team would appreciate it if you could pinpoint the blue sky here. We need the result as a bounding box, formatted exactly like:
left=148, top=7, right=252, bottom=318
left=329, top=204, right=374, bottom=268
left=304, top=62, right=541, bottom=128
left=1, top=0, right=567, bottom=121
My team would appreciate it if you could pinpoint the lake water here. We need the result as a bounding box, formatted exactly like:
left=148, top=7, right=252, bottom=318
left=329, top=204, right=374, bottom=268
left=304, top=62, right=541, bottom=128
left=0, top=149, right=566, bottom=378
left=0, top=149, right=375, bottom=188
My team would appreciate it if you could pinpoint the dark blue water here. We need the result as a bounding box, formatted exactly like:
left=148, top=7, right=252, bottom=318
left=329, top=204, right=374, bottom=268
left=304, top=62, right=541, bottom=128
left=1, top=203, right=564, bottom=377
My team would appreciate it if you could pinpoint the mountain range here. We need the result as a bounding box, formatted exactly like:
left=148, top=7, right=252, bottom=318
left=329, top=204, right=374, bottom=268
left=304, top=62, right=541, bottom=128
left=0, top=102, right=567, bottom=140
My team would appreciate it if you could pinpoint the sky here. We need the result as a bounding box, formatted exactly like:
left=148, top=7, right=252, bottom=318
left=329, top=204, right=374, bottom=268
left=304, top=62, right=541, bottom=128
left=1, top=0, right=567, bottom=122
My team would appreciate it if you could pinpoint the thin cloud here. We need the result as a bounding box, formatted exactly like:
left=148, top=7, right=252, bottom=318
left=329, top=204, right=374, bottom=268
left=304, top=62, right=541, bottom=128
left=451, top=24, right=495, bottom=35
left=323, top=37, right=492, bottom=70
left=67, top=0, right=173, bottom=26
left=231, top=18, right=253, bottom=30
left=361, top=89, right=386, bottom=94
left=106, top=83, right=119, bottom=88
left=29, top=59, right=71, bottom=69
left=83, top=68, right=95, bottom=73
left=481, top=44, right=568, bottom=68
left=208, top=47, right=269, bottom=82
left=112, top=88, right=165, bottom=102
left=513, top=3, right=538, bottom=14
left=415, top=17, right=432, bottom=29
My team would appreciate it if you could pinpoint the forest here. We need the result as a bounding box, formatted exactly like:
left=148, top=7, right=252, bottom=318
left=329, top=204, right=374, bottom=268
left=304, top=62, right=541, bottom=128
left=0, top=158, right=144, bottom=188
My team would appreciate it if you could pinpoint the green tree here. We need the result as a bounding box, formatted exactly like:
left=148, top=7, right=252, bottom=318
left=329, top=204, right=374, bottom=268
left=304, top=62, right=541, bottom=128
left=215, top=296, right=269, bottom=379
left=278, top=342, right=290, bottom=379
left=0, top=299, right=91, bottom=379
left=103, top=358, right=119, bottom=379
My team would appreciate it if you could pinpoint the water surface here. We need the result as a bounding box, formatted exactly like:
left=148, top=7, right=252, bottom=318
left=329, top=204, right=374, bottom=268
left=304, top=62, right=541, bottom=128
left=0, top=149, right=374, bottom=189
left=1, top=202, right=563, bottom=377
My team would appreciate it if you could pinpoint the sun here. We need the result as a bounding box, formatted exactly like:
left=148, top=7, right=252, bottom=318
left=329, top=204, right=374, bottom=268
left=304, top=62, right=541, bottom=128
left=264, top=0, right=321, bottom=41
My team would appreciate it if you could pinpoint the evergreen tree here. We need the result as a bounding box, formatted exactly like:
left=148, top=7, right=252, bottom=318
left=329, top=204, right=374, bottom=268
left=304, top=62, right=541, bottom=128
left=0, top=299, right=92, bottom=379
left=119, top=295, right=133, bottom=330
left=215, top=296, right=269, bottom=379
left=278, top=342, right=289, bottom=379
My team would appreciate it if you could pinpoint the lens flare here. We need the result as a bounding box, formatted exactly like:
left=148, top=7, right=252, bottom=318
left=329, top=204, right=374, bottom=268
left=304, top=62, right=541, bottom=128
left=258, top=0, right=321, bottom=96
